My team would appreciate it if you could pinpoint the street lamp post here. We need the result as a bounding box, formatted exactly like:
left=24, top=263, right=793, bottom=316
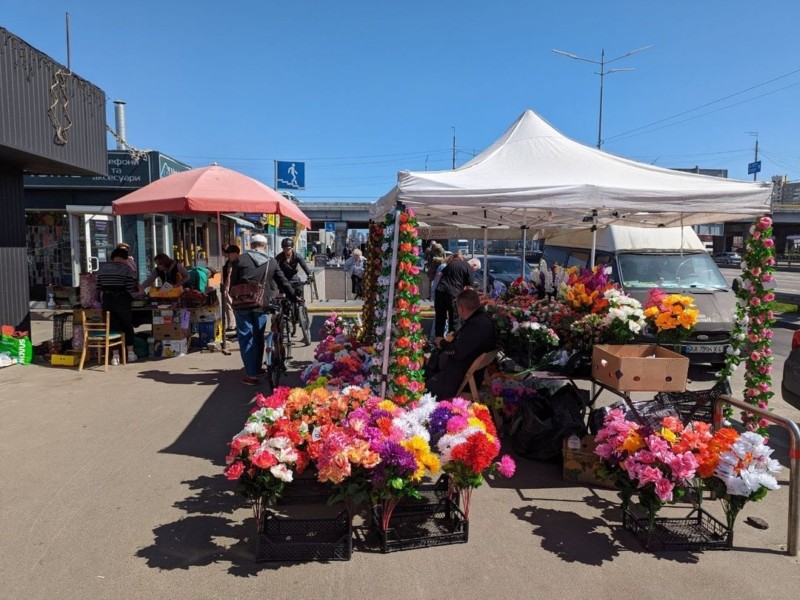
left=552, top=45, right=652, bottom=149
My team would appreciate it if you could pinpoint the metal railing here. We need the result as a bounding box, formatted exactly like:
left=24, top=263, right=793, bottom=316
left=714, top=395, right=800, bottom=556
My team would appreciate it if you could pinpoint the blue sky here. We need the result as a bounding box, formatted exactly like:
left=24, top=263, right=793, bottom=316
left=4, top=1, right=800, bottom=200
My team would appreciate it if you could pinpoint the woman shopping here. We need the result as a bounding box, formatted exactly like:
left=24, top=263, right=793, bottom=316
left=344, top=248, right=366, bottom=299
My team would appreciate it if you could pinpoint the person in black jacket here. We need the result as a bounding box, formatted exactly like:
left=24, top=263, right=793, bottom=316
left=425, top=289, right=497, bottom=400
left=275, top=237, right=311, bottom=301
left=231, top=235, right=296, bottom=385
left=97, top=247, right=139, bottom=363
left=433, top=253, right=474, bottom=338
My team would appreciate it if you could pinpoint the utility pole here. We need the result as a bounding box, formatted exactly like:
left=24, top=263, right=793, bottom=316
left=748, top=131, right=759, bottom=181
left=452, top=127, right=456, bottom=169
left=552, top=45, right=652, bottom=149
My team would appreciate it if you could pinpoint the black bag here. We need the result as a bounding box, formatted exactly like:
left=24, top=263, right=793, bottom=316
left=510, top=384, right=588, bottom=461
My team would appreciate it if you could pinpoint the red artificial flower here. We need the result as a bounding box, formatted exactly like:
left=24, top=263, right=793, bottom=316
left=224, top=461, right=245, bottom=480
left=451, top=432, right=499, bottom=474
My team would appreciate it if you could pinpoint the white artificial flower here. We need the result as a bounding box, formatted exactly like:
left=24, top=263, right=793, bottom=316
left=243, top=422, right=267, bottom=437
left=270, top=464, right=294, bottom=482
left=268, top=436, right=292, bottom=450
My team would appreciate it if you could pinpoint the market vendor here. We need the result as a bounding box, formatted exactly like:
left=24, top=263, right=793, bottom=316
left=96, top=247, right=139, bottom=363
left=140, top=253, right=189, bottom=292
left=425, top=289, right=496, bottom=400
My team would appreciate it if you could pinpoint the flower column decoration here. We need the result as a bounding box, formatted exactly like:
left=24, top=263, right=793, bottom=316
left=359, top=221, right=384, bottom=346
left=371, top=212, right=395, bottom=391
left=720, top=216, right=777, bottom=435
left=388, top=210, right=426, bottom=406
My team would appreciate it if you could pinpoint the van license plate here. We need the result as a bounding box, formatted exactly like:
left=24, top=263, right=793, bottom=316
left=686, top=344, right=724, bottom=354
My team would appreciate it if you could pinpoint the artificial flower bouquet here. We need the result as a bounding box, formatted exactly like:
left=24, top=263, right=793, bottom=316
left=224, top=387, right=311, bottom=530
left=595, top=409, right=782, bottom=539
left=601, top=288, right=646, bottom=344
left=643, top=288, right=699, bottom=349
left=557, top=266, right=614, bottom=313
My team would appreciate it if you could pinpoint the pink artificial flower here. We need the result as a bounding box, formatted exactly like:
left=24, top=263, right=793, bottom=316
left=764, top=293, right=775, bottom=302
left=496, top=455, right=517, bottom=478
left=758, top=401, right=769, bottom=409
left=759, top=382, right=770, bottom=392
left=750, top=351, right=761, bottom=361
left=747, top=388, right=758, bottom=397
left=750, top=267, right=762, bottom=276
left=224, top=461, right=245, bottom=480
left=748, top=333, right=760, bottom=343
left=637, top=465, right=663, bottom=488
left=765, top=330, right=774, bottom=339
left=758, top=418, right=770, bottom=428
left=655, top=478, right=675, bottom=502
left=632, top=450, right=656, bottom=464
left=446, top=415, right=469, bottom=433
left=668, top=452, right=698, bottom=480
left=752, top=231, right=762, bottom=241
left=750, top=297, right=761, bottom=307
left=594, top=443, right=613, bottom=460
left=758, top=216, right=773, bottom=229
left=764, top=238, right=775, bottom=248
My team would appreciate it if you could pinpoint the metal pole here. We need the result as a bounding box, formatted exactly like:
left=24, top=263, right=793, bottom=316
left=714, top=395, right=800, bottom=556
left=482, top=227, right=488, bottom=293
left=379, top=207, right=403, bottom=399
left=217, top=212, right=230, bottom=353
left=754, top=136, right=760, bottom=182
left=597, top=49, right=605, bottom=150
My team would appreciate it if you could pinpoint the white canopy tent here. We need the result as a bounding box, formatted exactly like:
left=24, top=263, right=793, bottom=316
left=371, top=109, right=772, bottom=229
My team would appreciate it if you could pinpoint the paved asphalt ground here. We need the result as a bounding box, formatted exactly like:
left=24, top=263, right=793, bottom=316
left=2, top=306, right=800, bottom=600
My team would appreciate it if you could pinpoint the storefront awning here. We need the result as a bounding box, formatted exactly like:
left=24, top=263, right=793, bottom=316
left=223, top=214, right=257, bottom=229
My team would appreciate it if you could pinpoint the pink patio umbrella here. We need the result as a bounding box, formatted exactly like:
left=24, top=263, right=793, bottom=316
left=112, top=165, right=312, bottom=351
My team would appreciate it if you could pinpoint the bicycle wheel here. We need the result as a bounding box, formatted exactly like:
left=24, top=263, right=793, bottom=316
left=281, top=311, right=293, bottom=359
left=298, top=304, right=311, bottom=345
left=269, top=336, right=285, bottom=390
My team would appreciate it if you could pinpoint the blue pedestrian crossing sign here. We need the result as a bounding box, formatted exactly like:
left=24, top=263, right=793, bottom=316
left=325, top=222, right=335, bottom=233
left=748, top=161, right=761, bottom=175
left=276, top=160, right=305, bottom=190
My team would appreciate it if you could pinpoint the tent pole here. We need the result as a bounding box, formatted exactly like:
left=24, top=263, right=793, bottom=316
left=380, top=206, right=403, bottom=399
left=520, top=209, right=527, bottom=280
left=590, top=210, right=598, bottom=267
left=482, top=227, right=488, bottom=292
left=218, top=211, right=230, bottom=353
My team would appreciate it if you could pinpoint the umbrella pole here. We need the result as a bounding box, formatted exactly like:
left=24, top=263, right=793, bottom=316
left=482, top=227, right=488, bottom=292
left=218, top=212, right=231, bottom=354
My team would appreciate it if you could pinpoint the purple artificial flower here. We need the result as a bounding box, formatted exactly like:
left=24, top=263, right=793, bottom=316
left=428, top=405, right=455, bottom=446
left=370, top=441, right=418, bottom=486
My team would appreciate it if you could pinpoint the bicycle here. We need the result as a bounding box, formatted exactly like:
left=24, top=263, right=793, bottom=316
left=263, top=295, right=294, bottom=391
left=287, top=279, right=313, bottom=346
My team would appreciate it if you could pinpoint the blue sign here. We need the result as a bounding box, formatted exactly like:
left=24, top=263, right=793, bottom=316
left=276, top=160, right=305, bottom=190
left=748, top=161, right=761, bottom=175
left=325, top=222, right=336, bottom=233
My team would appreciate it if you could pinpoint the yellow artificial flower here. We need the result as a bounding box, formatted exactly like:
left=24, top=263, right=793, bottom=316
left=378, top=399, right=398, bottom=412
left=621, top=430, right=645, bottom=454
left=644, top=306, right=660, bottom=318
left=467, top=416, right=487, bottom=432
left=660, top=427, right=677, bottom=445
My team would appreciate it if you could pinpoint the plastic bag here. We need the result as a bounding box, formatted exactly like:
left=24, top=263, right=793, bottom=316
left=0, top=332, right=33, bottom=365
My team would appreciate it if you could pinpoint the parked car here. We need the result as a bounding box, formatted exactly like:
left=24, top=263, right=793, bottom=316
left=712, top=252, right=742, bottom=267
left=472, top=255, right=534, bottom=293
left=781, top=330, right=800, bottom=410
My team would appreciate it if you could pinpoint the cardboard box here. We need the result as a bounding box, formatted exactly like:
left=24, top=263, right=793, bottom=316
left=152, top=323, right=190, bottom=340
left=592, top=344, right=688, bottom=392
left=154, top=338, right=188, bottom=358
left=562, top=435, right=616, bottom=489
left=50, top=353, right=80, bottom=367
left=189, top=307, right=220, bottom=323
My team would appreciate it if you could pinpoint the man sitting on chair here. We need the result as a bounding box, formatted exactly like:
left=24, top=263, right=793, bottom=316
left=424, top=289, right=496, bottom=400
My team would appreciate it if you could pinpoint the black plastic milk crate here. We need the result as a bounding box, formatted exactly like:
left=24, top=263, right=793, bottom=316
left=52, top=312, right=73, bottom=343
left=371, top=496, right=468, bottom=553
left=255, top=507, right=352, bottom=562
left=277, top=470, right=331, bottom=506
left=622, top=505, right=732, bottom=552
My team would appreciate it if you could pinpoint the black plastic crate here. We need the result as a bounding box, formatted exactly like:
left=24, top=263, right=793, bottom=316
left=622, top=505, right=732, bottom=551
left=52, top=312, right=73, bottom=343
left=371, top=497, right=468, bottom=553
left=277, top=470, right=331, bottom=506
left=256, top=507, right=352, bottom=562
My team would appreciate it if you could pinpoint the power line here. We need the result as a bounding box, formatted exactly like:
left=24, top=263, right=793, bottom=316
left=605, top=66, right=800, bottom=143
left=608, top=79, right=800, bottom=143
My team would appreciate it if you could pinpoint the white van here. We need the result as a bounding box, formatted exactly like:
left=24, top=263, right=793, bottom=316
left=542, top=225, right=736, bottom=365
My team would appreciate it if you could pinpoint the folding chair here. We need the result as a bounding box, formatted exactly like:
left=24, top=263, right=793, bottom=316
left=455, top=350, right=498, bottom=402
left=78, top=310, right=126, bottom=372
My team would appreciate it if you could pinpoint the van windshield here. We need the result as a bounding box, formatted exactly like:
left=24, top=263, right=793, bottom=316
left=618, top=253, right=729, bottom=290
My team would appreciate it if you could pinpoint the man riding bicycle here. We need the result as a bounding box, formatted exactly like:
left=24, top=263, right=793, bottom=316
left=275, top=238, right=313, bottom=340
